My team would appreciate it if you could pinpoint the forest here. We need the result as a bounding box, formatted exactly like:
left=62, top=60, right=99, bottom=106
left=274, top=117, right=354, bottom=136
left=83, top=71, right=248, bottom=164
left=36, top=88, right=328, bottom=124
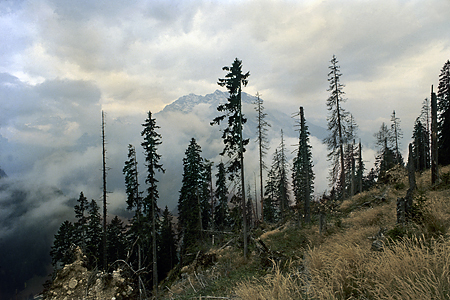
left=47, top=56, right=450, bottom=299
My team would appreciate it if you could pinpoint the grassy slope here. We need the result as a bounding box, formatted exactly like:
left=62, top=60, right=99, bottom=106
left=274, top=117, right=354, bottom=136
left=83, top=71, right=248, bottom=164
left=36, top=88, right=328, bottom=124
left=165, top=165, right=450, bottom=299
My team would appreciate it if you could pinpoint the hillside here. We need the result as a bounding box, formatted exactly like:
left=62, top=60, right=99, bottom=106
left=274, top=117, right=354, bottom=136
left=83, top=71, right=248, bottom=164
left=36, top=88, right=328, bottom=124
left=160, top=165, right=450, bottom=299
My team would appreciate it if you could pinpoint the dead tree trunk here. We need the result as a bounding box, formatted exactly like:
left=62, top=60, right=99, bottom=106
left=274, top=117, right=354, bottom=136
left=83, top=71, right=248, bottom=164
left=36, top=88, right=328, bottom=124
left=431, top=85, right=439, bottom=184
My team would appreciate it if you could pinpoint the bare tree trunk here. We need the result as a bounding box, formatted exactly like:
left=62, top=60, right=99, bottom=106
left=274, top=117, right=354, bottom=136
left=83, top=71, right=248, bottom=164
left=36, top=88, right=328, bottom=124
left=431, top=85, right=439, bottom=184
left=101, top=111, right=107, bottom=270
left=238, top=87, right=248, bottom=259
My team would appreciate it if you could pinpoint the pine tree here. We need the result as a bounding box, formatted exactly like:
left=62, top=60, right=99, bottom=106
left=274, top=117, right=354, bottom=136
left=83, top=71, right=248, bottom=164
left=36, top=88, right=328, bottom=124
left=344, top=114, right=358, bottom=196
left=107, top=216, right=127, bottom=264
left=263, top=168, right=278, bottom=223
left=141, top=111, right=164, bottom=292
left=374, top=122, right=396, bottom=180
left=412, top=118, right=430, bottom=172
left=324, top=55, right=349, bottom=199
left=50, top=220, right=76, bottom=268
left=390, top=110, right=403, bottom=165
left=158, top=206, right=178, bottom=281
left=292, top=107, right=314, bottom=224
left=123, top=144, right=144, bottom=276
left=214, top=162, right=229, bottom=231
left=275, top=131, right=290, bottom=219
left=178, top=138, right=205, bottom=254
left=86, top=199, right=103, bottom=268
left=254, top=92, right=270, bottom=221
left=437, top=60, right=450, bottom=166
left=211, top=58, right=250, bottom=258
left=73, top=191, right=89, bottom=250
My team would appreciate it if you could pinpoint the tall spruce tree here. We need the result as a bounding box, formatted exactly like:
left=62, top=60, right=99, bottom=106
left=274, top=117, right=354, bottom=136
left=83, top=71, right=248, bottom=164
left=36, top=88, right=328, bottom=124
left=437, top=60, right=450, bottom=165
left=178, top=138, right=205, bottom=254
left=74, top=191, right=89, bottom=250
left=211, top=58, right=250, bottom=258
left=374, top=122, right=396, bottom=180
left=264, top=167, right=278, bottom=223
left=141, top=111, right=164, bottom=293
left=214, top=162, right=229, bottom=231
left=324, top=55, right=349, bottom=199
left=158, top=206, right=178, bottom=281
left=50, top=220, right=76, bottom=268
left=86, top=199, right=103, bottom=268
left=123, top=144, right=144, bottom=278
left=344, top=114, right=358, bottom=196
left=274, top=131, right=290, bottom=219
left=107, top=216, right=127, bottom=264
left=412, top=118, right=430, bottom=172
left=254, top=92, right=270, bottom=221
left=390, top=110, right=403, bottom=165
left=292, top=107, right=314, bottom=224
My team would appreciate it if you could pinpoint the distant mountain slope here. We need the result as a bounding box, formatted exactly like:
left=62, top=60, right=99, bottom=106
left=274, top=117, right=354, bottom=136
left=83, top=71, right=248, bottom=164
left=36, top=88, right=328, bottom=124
left=154, top=90, right=328, bottom=213
left=158, top=89, right=327, bottom=141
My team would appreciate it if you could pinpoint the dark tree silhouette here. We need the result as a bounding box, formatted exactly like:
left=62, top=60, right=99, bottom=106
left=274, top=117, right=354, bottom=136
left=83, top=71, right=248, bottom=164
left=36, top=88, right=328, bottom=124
left=324, top=55, right=349, bottom=199
left=292, top=107, right=314, bottom=224
left=211, top=58, right=250, bottom=258
left=141, top=111, right=164, bottom=294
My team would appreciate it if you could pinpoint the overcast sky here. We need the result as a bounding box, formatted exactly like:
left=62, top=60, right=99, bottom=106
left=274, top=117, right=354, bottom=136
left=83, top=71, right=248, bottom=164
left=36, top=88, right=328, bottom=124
left=1, top=1, right=449, bottom=295
left=1, top=0, right=450, bottom=215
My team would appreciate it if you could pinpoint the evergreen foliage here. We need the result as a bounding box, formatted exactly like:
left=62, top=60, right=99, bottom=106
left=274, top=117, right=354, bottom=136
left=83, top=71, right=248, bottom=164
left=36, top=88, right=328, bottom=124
left=437, top=60, right=450, bottom=166
left=73, top=192, right=89, bottom=250
left=141, top=110, right=164, bottom=291
left=292, top=107, right=314, bottom=224
left=263, top=168, right=278, bottom=223
left=86, top=199, right=103, bottom=268
left=211, top=57, right=250, bottom=257
left=412, top=118, right=430, bottom=172
left=324, top=55, right=349, bottom=198
left=178, top=138, right=207, bottom=253
left=374, top=122, right=396, bottom=179
left=214, top=162, right=229, bottom=231
left=390, top=110, right=404, bottom=165
left=50, top=220, right=76, bottom=268
left=158, top=206, right=178, bottom=280
left=106, top=216, right=127, bottom=264
left=275, top=132, right=290, bottom=219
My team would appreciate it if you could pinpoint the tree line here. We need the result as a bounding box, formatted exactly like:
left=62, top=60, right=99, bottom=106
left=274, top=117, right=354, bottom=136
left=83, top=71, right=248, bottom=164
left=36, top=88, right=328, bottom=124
left=50, top=56, right=450, bottom=297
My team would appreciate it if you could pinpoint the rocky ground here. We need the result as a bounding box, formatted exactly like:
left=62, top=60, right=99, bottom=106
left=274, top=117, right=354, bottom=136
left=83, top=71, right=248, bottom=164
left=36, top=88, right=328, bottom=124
left=41, top=247, right=134, bottom=300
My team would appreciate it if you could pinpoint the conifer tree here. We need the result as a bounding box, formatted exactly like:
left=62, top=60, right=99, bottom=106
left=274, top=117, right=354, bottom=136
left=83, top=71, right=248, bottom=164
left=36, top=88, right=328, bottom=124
left=374, top=122, right=396, bottom=179
left=74, top=191, right=89, bottom=250
left=211, top=58, right=250, bottom=258
left=390, top=110, right=403, bottom=165
left=437, top=60, right=450, bottom=165
left=214, top=162, right=229, bottom=231
left=275, top=131, right=290, bottom=219
left=263, top=168, right=278, bottom=223
left=86, top=199, right=103, bottom=268
left=158, top=206, right=178, bottom=280
left=141, top=111, right=164, bottom=293
left=50, top=220, right=76, bottom=268
left=254, top=92, right=270, bottom=221
left=107, top=216, right=127, bottom=264
left=123, top=144, right=144, bottom=276
left=324, top=55, right=349, bottom=199
left=344, top=114, right=358, bottom=196
left=412, top=118, right=430, bottom=172
left=178, top=138, right=205, bottom=254
left=292, top=107, right=314, bottom=224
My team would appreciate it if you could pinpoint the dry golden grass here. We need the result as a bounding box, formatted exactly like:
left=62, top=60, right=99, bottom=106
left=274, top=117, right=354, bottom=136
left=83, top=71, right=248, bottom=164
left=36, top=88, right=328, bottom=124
left=233, top=167, right=450, bottom=300
left=234, top=263, right=304, bottom=300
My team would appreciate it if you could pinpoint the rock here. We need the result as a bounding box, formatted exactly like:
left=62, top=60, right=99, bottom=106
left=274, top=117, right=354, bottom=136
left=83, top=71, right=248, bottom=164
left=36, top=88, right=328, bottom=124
left=371, top=239, right=385, bottom=251
left=68, top=278, right=78, bottom=289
